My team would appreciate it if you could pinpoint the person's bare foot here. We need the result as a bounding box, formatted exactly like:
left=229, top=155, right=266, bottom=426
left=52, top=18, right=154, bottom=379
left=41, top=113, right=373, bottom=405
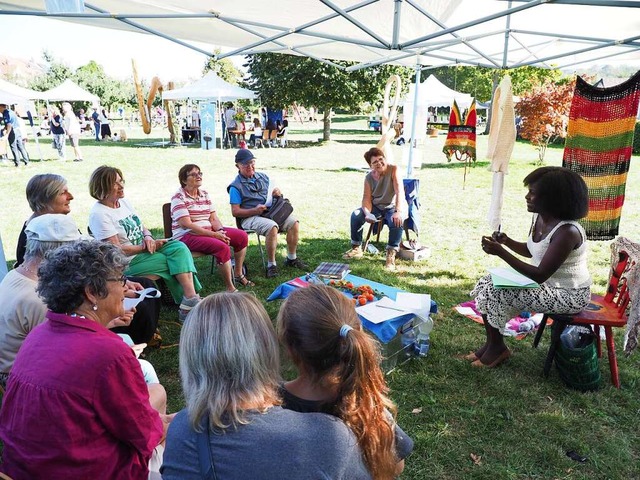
left=473, top=348, right=511, bottom=368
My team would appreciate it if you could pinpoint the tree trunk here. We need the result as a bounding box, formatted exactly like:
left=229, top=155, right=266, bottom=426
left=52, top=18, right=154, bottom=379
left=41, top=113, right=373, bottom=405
left=322, top=108, right=332, bottom=141
left=484, top=71, right=500, bottom=135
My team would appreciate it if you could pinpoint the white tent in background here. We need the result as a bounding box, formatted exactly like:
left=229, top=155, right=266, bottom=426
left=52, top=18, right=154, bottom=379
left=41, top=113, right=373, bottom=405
left=0, top=88, right=27, bottom=106
left=407, top=75, right=473, bottom=109
left=0, top=78, right=47, bottom=101
left=162, top=72, right=256, bottom=102
left=43, top=79, right=99, bottom=103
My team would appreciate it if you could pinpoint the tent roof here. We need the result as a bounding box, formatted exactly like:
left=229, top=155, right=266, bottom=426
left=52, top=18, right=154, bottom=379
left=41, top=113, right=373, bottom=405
left=0, top=78, right=47, bottom=100
left=162, top=72, right=256, bottom=101
left=408, top=74, right=473, bottom=107
left=0, top=88, right=27, bottom=105
left=1, top=1, right=639, bottom=70
left=42, top=79, right=99, bottom=103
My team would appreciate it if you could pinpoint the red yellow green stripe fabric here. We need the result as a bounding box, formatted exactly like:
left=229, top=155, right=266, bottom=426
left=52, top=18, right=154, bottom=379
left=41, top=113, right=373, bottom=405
left=562, top=71, right=640, bottom=240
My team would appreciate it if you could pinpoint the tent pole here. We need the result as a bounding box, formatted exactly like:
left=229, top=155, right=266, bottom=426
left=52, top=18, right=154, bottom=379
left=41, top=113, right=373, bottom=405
left=406, top=56, right=422, bottom=179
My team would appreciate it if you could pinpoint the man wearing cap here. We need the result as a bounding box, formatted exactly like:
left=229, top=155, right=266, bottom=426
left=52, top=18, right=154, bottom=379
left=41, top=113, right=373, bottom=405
left=0, top=103, right=29, bottom=167
left=228, top=149, right=308, bottom=278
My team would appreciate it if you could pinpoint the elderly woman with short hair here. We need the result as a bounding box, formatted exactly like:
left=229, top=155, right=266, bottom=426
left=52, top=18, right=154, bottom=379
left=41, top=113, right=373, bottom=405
left=171, top=163, right=252, bottom=292
left=88, top=165, right=201, bottom=322
left=16, top=173, right=160, bottom=344
left=15, top=173, right=73, bottom=267
left=0, top=240, right=169, bottom=479
left=161, top=292, right=371, bottom=479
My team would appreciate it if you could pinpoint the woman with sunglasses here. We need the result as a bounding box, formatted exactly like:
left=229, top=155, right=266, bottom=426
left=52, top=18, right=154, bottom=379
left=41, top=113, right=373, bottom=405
left=88, top=166, right=202, bottom=322
left=171, top=164, right=253, bottom=292
left=343, top=147, right=407, bottom=270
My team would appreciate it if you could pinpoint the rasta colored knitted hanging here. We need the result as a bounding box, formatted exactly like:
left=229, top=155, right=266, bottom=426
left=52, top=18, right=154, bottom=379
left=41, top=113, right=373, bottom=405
left=562, top=71, right=640, bottom=240
left=443, top=99, right=476, bottom=186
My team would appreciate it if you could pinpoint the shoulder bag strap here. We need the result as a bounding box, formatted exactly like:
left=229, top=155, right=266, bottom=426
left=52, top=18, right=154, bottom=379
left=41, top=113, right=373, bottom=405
left=196, top=424, right=218, bottom=480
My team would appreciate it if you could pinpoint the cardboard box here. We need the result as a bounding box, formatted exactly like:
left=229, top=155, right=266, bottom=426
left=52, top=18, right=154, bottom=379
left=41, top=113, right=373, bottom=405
left=398, top=246, right=430, bottom=262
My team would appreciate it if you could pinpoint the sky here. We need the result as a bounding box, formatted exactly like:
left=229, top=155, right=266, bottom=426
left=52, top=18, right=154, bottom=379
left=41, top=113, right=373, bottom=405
left=3, top=15, right=226, bottom=82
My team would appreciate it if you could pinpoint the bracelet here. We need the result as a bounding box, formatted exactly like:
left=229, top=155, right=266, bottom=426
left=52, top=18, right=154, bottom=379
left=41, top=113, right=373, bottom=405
left=216, top=227, right=224, bottom=232
left=144, top=234, right=153, bottom=238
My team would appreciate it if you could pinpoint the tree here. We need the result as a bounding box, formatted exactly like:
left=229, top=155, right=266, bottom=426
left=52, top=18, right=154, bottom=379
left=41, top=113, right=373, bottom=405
left=28, top=51, right=73, bottom=92
left=75, top=61, right=134, bottom=109
left=245, top=53, right=413, bottom=141
left=426, top=65, right=564, bottom=102
left=203, top=49, right=243, bottom=85
left=515, top=79, right=576, bottom=163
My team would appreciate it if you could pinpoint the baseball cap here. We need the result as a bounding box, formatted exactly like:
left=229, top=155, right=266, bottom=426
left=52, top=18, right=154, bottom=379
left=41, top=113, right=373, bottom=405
left=235, top=149, right=256, bottom=165
left=25, top=214, right=84, bottom=242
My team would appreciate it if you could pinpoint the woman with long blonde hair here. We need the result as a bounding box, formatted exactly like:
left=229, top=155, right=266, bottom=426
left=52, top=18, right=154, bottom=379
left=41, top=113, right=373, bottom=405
left=277, top=284, right=413, bottom=479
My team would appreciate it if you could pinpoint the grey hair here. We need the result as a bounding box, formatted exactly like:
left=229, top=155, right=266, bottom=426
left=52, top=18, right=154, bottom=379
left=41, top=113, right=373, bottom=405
left=36, top=240, right=129, bottom=314
left=26, top=174, right=67, bottom=213
left=25, top=240, right=67, bottom=261
left=180, top=292, right=281, bottom=432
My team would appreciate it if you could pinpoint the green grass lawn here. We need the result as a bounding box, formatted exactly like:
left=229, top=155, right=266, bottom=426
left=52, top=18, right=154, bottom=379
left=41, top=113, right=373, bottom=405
left=2, top=116, right=640, bottom=479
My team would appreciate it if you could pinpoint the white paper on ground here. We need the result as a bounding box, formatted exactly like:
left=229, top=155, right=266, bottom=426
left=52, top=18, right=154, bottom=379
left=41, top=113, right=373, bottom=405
left=356, top=296, right=411, bottom=324
left=455, top=306, right=478, bottom=316
left=123, top=287, right=161, bottom=311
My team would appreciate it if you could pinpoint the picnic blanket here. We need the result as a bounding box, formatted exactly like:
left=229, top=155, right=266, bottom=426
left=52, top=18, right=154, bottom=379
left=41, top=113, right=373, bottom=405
left=562, top=70, right=640, bottom=240
left=455, top=300, right=544, bottom=338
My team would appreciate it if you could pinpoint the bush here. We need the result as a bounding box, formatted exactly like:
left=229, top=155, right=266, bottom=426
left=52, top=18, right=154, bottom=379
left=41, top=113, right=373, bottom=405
left=633, top=122, right=640, bottom=154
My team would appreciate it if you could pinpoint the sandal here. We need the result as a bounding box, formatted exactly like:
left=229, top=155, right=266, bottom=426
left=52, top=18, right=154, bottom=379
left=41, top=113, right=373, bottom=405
left=234, top=274, right=255, bottom=287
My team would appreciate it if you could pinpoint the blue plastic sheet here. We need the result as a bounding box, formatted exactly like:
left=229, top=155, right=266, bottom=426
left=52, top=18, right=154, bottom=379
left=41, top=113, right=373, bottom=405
left=267, top=274, right=436, bottom=344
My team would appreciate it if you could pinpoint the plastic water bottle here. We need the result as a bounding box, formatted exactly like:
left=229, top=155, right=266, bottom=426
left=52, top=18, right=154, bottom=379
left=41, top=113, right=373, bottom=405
left=414, top=317, right=433, bottom=357
left=400, top=323, right=416, bottom=357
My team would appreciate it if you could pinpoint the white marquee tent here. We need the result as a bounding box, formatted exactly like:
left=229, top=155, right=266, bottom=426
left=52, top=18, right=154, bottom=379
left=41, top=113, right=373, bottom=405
left=0, top=78, right=47, bottom=101
left=409, top=74, right=473, bottom=108
left=162, top=72, right=256, bottom=102
left=1, top=1, right=639, bottom=72
left=42, top=79, right=99, bottom=103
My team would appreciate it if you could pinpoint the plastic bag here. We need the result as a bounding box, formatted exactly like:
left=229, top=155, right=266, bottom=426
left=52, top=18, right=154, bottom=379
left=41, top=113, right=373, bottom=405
left=560, top=325, right=593, bottom=349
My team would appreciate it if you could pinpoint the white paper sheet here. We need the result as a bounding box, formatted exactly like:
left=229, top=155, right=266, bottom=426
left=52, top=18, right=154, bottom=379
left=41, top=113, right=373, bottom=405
left=356, top=297, right=411, bottom=324
left=123, top=287, right=161, bottom=311
left=455, top=306, right=478, bottom=316
left=488, top=267, right=536, bottom=286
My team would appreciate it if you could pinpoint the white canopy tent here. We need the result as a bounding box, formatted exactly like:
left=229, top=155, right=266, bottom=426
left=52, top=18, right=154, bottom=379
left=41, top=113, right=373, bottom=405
left=0, top=88, right=27, bottom=106
left=162, top=72, right=256, bottom=102
left=0, top=78, right=47, bottom=101
left=42, top=79, right=99, bottom=104
left=407, top=74, right=473, bottom=109
left=1, top=1, right=639, bottom=72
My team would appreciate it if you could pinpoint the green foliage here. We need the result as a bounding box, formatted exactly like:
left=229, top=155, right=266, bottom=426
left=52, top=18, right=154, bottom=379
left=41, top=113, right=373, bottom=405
left=426, top=66, right=565, bottom=102
left=203, top=49, right=243, bottom=85
left=28, top=51, right=136, bottom=110
left=634, top=122, right=640, bottom=154
left=245, top=53, right=413, bottom=140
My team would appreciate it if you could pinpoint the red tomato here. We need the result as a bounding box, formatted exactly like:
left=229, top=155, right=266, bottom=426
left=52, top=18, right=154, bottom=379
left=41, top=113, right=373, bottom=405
left=358, top=297, right=367, bottom=305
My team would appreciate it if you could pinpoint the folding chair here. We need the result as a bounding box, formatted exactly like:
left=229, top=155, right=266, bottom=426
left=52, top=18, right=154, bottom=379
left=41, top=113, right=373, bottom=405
left=533, top=249, right=633, bottom=388
left=363, top=178, right=421, bottom=252
left=269, top=129, right=278, bottom=147
left=235, top=218, right=267, bottom=274
left=162, top=203, right=215, bottom=274
left=258, top=130, right=270, bottom=148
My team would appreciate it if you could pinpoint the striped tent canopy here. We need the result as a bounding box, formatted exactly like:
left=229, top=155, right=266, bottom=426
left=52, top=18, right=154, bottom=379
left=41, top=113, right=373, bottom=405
left=562, top=71, right=640, bottom=241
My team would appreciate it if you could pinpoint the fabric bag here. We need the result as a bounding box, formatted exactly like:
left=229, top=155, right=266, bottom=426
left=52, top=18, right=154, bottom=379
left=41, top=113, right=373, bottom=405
left=261, top=195, right=293, bottom=230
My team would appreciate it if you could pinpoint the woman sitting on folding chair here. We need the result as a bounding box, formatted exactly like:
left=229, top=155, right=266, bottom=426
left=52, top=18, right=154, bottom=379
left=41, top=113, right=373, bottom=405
left=469, top=167, right=591, bottom=368
left=343, top=147, right=406, bottom=270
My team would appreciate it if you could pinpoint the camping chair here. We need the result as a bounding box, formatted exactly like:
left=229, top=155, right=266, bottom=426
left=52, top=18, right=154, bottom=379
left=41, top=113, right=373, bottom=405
left=533, top=249, right=633, bottom=388
left=279, top=129, right=288, bottom=147
left=162, top=203, right=215, bottom=274
left=363, top=178, right=421, bottom=252
left=258, top=130, right=270, bottom=148
left=234, top=218, right=267, bottom=274
left=269, top=129, right=278, bottom=147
